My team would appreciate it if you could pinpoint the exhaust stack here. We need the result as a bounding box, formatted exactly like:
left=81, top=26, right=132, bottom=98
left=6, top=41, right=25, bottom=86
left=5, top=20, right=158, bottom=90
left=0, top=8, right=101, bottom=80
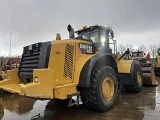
left=67, top=24, right=75, bottom=39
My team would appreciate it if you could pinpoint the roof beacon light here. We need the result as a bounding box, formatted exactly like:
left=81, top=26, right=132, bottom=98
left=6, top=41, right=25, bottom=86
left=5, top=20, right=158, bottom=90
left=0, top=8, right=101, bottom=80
left=83, top=26, right=87, bottom=30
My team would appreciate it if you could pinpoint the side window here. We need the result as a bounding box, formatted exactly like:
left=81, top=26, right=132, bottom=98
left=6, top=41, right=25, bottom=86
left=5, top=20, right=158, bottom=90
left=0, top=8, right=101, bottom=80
left=82, top=33, right=89, bottom=40
left=89, top=32, right=99, bottom=43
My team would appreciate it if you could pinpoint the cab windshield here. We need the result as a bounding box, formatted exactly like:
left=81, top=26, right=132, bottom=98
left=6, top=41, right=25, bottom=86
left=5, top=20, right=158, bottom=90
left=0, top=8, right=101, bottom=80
left=76, top=27, right=100, bottom=43
left=80, top=32, right=99, bottom=43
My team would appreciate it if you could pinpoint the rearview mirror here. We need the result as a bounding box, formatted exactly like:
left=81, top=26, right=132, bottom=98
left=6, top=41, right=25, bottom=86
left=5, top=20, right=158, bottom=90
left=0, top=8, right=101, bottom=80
left=110, top=30, right=114, bottom=38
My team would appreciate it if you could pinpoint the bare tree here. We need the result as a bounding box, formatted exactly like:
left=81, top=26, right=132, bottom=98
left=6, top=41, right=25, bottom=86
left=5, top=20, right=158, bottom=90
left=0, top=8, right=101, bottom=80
left=156, top=43, right=160, bottom=52
left=138, top=44, right=147, bottom=52
left=154, top=43, right=160, bottom=57
left=157, top=43, right=160, bottom=48
left=118, top=44, right=126, bottom=54
left=150, top=44, right=157, bottom=58
left=118, top=44, right=134, bottom=55
left=125, top=44, right=133, bottom=52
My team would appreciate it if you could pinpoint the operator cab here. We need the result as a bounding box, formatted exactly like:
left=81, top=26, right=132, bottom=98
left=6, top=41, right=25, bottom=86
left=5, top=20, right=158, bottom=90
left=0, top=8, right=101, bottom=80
left=74, top=25, right=115, bottom=54
left=131, top=50, right=147, bottom=63
left=132, top=51, right=145, bottom=57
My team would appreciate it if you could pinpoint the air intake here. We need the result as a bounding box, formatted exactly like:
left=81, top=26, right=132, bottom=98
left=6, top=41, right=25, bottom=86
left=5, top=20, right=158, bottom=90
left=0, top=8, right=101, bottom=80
left=63, top=44, right=74, bottom=80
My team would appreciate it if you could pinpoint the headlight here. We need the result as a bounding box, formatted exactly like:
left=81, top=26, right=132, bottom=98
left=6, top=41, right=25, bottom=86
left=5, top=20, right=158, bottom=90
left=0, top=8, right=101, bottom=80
left=101, top=37, right=106, bottom=42
left=34, top=77, right=38, bottom=83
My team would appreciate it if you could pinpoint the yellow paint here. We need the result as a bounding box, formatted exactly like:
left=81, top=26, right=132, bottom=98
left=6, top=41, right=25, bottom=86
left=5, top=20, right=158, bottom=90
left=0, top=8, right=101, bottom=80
left=0, top=69, right=77, bottom=99
left=157, top=56, right=160, bottom=67
left=74, top=54, right=95, bottom=84
left=21, top=69, right=55, bottom=98
left=1, top=83, right=22, bottom=95
left=0, top=39, right=95, bottom=99
left=54, top=88, right=66, bottom=99
left=117, top=60, right=132, bottom=73
left=0, top=69, right=20, bottom=85
left=48, top=40, right=75, bottom=85
left=102, top=76, right=114, bottom=101
left=54, top=83, right=77, bottom=99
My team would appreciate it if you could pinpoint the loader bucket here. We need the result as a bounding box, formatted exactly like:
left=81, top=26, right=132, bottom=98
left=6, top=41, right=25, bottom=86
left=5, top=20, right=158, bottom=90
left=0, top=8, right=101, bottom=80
left=141, top=63, right=157, bottom=85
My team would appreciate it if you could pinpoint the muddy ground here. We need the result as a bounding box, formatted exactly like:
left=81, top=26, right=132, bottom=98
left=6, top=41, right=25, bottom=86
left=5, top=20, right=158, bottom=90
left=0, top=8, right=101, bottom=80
left=0, top=77, right=160, bottom=120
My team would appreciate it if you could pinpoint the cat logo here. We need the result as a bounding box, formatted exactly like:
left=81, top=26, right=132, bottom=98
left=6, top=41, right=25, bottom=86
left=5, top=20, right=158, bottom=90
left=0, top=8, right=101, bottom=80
left=79, top=43, right=93, bottom=54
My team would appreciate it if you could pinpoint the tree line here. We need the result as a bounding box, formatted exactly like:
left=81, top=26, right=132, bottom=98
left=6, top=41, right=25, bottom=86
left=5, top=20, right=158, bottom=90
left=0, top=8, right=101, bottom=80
left=118, top=43, right=160, bottom=58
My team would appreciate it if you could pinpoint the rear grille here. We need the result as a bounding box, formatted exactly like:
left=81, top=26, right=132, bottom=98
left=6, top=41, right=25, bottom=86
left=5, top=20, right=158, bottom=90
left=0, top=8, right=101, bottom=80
left=63, top=44, right=74, bottom=80
left=18, top=42, right=51, bottom=80
left=19, top=50, right=41, bottom=79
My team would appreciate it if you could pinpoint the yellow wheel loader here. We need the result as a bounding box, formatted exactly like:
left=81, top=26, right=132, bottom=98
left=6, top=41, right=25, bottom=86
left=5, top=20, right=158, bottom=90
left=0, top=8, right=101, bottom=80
left=131, top=51, right=157, bottom=85
left=0, top=25, right=143, bottom=112
left=154, top=48, right=160, bottom=76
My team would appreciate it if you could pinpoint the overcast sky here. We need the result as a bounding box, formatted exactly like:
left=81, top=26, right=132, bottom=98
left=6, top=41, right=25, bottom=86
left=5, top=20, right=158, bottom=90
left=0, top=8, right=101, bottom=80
left=0, top=0, right=160, bottom=56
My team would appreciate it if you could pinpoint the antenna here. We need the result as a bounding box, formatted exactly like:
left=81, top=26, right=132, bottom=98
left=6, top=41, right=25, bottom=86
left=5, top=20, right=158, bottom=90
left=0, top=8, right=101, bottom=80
left=107, top=21, right=117, bottom=28
left=9, top=32, right=12, bottom=58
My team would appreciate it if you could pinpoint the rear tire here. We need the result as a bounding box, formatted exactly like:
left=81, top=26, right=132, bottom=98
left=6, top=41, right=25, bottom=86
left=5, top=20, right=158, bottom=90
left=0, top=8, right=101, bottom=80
left=123, top=63, right=143, bottom=93
left=80, top=66, right=118, bottom=112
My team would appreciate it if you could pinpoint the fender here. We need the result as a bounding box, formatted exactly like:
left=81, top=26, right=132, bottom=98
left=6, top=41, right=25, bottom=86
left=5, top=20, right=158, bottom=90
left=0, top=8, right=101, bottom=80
left=77, top=54, right=118, bottom=87
left=73, top=54, right=95, bottom=85
left=117, top=59, right=133, bottom=73
left=119, top=60, right=141, bottom=85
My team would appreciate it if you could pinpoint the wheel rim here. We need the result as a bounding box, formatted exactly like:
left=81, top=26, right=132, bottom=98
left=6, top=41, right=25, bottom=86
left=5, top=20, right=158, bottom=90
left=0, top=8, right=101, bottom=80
left=137, top=71, right=142, bottom=85
left=102, top=76, right=114, bottom=101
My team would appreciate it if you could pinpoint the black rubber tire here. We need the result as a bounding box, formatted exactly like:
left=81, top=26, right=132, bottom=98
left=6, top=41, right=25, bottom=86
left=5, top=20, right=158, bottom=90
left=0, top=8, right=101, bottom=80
left=80, top=66, right=118, bottom=112
left=123, top=63, right=143, bottom=93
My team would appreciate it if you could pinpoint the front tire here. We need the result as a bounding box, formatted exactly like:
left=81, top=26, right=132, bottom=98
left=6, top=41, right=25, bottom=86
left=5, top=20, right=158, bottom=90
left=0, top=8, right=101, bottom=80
left=80, top=66, right=118, bottom=112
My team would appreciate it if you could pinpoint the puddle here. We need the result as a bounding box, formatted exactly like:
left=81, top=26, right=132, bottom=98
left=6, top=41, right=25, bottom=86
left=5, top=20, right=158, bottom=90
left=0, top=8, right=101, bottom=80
left=0, top=77, right=160, bottom=120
